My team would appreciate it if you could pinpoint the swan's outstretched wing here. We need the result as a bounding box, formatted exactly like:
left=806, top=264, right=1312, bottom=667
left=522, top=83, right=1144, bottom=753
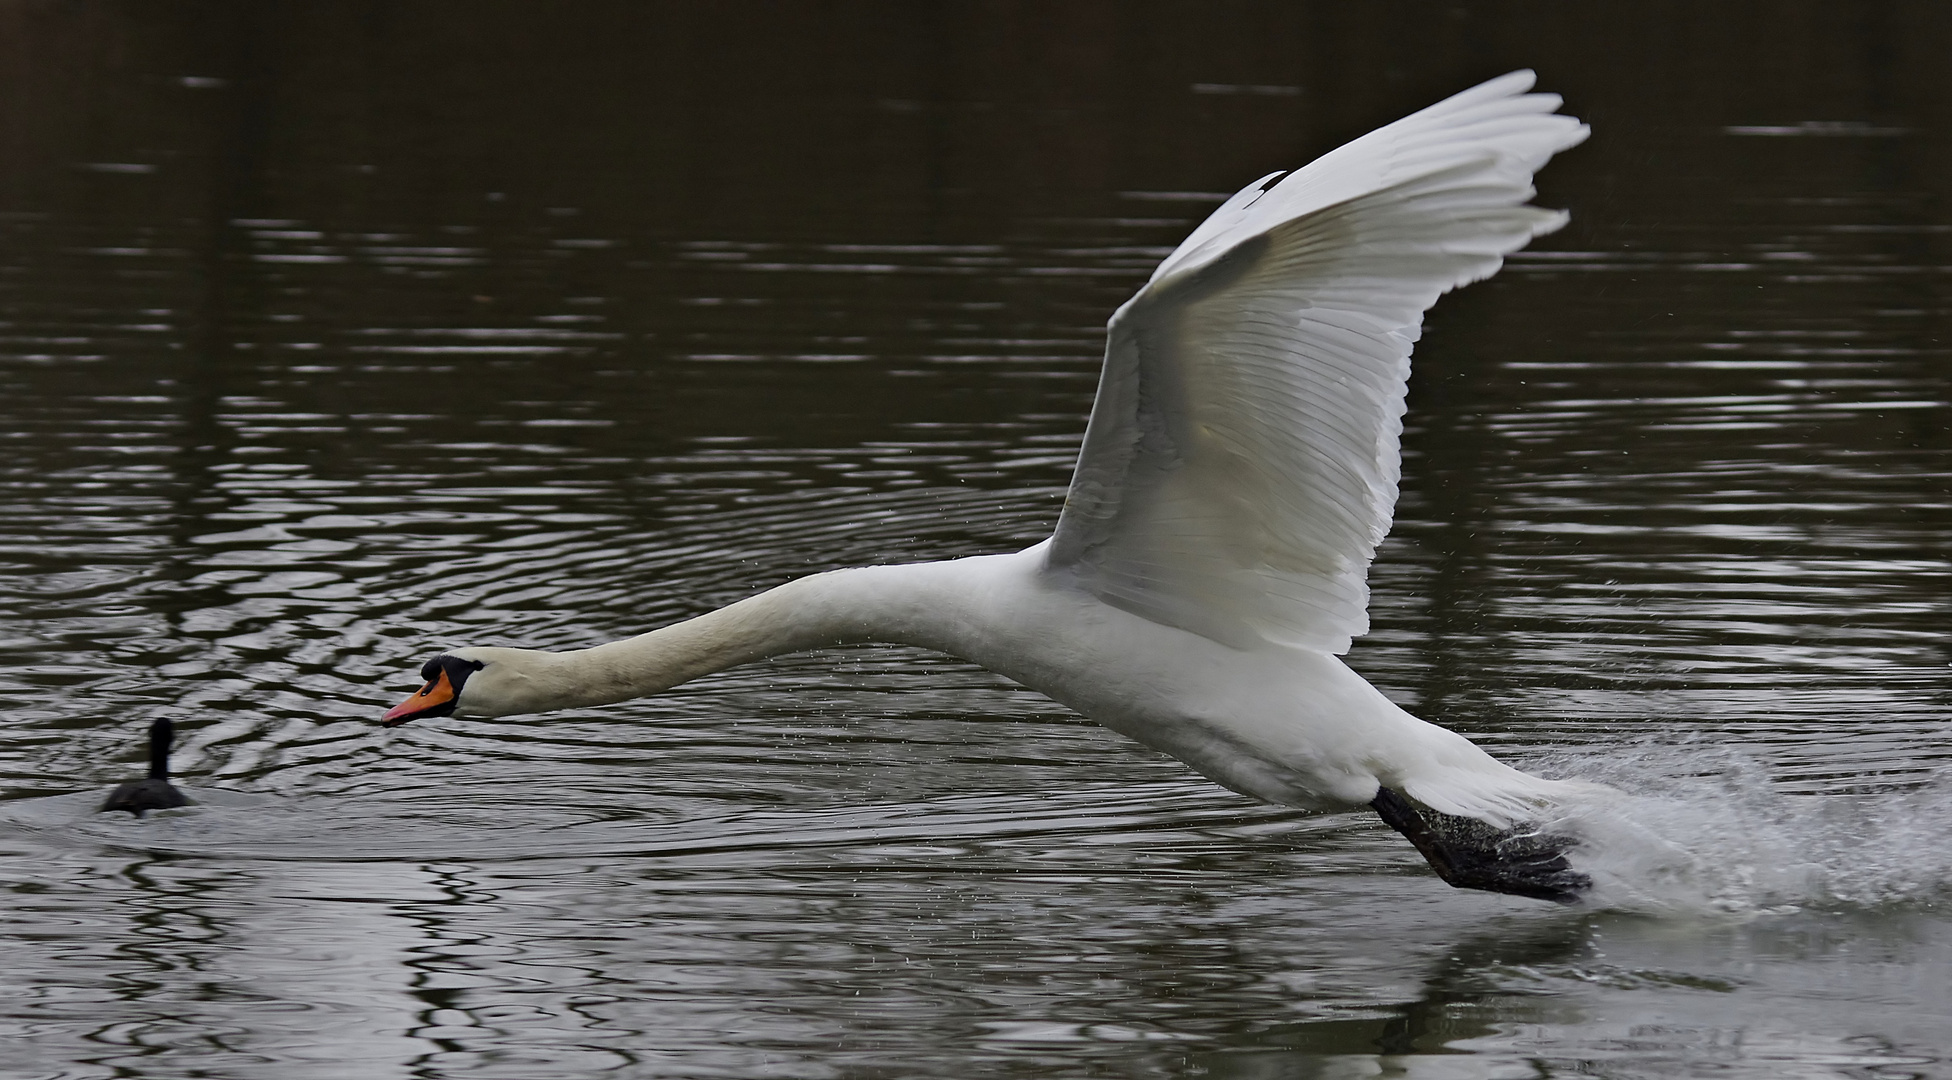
left=1045, top=71, right=1587, bottom=653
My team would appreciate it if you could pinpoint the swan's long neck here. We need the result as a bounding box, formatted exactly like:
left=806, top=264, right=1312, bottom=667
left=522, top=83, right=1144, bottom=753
left=462, top=560, right=983, bottom=717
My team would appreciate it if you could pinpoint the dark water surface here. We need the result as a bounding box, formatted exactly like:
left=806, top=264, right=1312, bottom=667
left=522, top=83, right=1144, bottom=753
left=3, top=4, right=1951, bottom=1077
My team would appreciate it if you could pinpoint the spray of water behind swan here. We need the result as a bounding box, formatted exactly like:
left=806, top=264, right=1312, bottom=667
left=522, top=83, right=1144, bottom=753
left=1530, top=746, right=1952, bottom=915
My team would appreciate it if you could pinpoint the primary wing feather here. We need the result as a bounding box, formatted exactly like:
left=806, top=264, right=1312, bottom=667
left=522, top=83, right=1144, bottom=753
left=1045, top=71, right=1587, bottom=653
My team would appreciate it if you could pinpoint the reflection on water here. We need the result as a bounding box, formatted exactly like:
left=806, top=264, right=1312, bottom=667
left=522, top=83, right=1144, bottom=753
left=2, top=3, right=1950, bottom=1077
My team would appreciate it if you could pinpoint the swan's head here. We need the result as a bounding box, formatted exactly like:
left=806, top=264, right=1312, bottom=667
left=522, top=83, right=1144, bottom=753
left=381, top=653, right=488, bottom=726
left=381, top=646, right=562, bottom=725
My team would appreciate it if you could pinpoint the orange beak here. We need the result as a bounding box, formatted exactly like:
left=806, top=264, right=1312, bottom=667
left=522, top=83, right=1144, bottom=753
left=382, top=669, right=456, bottom=726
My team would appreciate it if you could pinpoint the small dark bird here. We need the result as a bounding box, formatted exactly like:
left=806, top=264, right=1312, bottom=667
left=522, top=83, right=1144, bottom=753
left=101, top=718, right=190, bottom=817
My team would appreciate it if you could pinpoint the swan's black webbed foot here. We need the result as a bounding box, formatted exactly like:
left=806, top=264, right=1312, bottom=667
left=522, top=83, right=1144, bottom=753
left=1370, top=787, right=1589, bottom=905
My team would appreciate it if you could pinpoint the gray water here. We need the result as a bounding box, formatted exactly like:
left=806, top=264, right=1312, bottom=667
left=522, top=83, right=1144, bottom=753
left=3, top=4, right=1950, bottom=1077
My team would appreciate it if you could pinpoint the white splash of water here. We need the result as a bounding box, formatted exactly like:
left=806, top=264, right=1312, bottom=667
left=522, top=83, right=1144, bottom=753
left=1537, top=745, right=1952, bottom=916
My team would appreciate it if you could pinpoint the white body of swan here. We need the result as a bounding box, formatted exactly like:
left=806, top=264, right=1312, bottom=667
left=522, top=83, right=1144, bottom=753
left=386, top=72, right=1592, bottom=845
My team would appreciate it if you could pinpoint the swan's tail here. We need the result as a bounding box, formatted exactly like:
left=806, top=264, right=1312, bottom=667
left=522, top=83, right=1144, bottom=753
left=1399, top=769, right=1613, bottom=828
left=1390, top=723, right=1613, bottom=828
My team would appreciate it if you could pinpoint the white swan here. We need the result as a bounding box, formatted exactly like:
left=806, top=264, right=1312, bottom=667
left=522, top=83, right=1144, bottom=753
left=384, top=71, right=1597, bottom=901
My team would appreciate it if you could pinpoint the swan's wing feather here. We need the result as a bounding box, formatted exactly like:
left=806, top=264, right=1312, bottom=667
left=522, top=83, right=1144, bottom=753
left=1046, top=72, right=1586, bottom=652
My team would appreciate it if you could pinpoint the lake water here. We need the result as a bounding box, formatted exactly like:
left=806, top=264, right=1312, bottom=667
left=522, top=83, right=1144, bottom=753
left=2, top=4, right=1950, bottom=1077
